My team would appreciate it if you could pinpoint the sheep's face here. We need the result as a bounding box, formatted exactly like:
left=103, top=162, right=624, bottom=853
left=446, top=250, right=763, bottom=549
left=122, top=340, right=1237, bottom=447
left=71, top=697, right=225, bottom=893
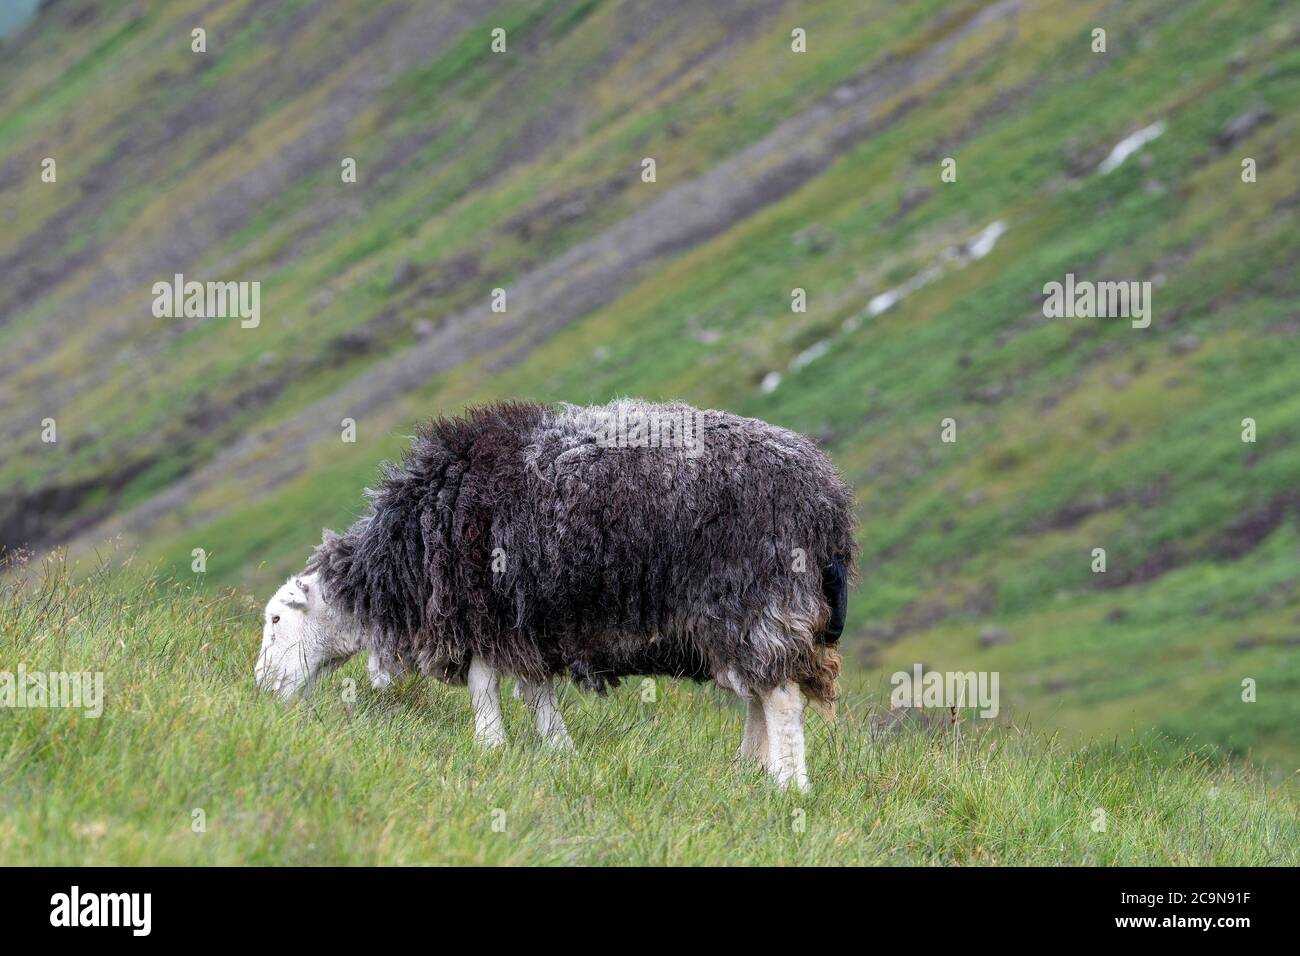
left=255, top=573, right=346, bottom=699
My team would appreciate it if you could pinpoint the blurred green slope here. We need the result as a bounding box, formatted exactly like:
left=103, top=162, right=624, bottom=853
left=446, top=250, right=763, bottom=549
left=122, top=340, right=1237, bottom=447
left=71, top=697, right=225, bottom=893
left=1, top=0, right=1297, bottom=775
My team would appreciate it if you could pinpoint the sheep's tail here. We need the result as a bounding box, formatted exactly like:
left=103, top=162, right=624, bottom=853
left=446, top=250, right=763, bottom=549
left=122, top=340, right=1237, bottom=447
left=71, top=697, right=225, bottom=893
left=796, top=556, right=849, bottom=719
left=819, top=557, right=848, bottom=644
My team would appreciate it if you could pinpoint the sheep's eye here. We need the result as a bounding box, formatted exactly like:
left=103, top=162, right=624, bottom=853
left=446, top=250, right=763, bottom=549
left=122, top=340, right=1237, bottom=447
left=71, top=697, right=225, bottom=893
left=271, top=615, right=280, bottom=624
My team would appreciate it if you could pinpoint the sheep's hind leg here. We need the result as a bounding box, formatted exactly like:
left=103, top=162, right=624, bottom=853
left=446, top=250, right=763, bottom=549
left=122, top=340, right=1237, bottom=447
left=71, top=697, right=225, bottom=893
left=760, top=681, right=808, bottom=791
left=739, top=696, right=769, bottom=768
left=468, top=657, right=506, bottom=747
left=519, top=677, right=574, bottom=751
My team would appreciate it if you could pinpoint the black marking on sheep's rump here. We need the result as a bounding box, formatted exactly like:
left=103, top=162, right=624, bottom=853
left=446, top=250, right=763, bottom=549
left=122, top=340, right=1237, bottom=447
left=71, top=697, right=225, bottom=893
left=309, top=400, right=857, bottom=704
left=820, top=558, right=849, bottom=644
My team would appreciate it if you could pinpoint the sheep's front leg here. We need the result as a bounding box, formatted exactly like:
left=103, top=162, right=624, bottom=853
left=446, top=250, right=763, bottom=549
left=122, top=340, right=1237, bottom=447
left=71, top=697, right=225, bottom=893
left=739, top=695, right=769, bottom=768
left=468, top=656, right=505, bottom=747
left=367, top=651, right=394, bottom=692
left=760, top=681, right=808, bottom=791
left=519, top=677, right=574, bottom=750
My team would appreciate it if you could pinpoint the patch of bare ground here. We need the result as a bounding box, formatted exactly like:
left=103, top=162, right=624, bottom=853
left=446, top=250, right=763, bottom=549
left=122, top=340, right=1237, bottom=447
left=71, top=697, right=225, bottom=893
left=1210, top=494, right=1300, bottom=561
left=0, top=457, right=156, bottom=553
left=1038, top=477, right=1169, bottom=533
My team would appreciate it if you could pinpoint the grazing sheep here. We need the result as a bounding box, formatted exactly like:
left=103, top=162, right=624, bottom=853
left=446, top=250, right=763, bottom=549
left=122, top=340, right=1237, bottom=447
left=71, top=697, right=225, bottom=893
left=255, top=399, right=855, bottom=789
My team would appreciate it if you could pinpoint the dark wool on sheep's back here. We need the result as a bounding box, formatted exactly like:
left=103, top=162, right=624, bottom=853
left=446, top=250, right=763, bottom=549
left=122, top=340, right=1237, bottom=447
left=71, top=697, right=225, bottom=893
left=309, top=400, right=856, bottom=704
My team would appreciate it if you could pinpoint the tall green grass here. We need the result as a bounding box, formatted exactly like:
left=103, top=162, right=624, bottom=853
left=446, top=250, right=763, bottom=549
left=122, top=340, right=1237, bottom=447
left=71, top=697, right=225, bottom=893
left=1, top=559, right=1294, bottom=865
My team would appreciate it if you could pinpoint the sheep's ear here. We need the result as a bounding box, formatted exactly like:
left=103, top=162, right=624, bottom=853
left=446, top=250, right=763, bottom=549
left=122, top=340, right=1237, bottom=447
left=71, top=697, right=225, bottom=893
left=284, top=578, right=308, bottom=608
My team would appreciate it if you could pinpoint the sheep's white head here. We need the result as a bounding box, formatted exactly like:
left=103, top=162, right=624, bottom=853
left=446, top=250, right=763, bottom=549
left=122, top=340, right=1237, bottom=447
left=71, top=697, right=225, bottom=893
left=255, top=573, right=357, bottom=699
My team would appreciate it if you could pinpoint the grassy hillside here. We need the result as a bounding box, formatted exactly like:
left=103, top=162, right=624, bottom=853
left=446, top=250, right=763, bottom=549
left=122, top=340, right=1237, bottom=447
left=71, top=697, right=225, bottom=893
left=1, top=0, right=1298, bottom=791
left=1, top=563, right=1295, bottom=865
